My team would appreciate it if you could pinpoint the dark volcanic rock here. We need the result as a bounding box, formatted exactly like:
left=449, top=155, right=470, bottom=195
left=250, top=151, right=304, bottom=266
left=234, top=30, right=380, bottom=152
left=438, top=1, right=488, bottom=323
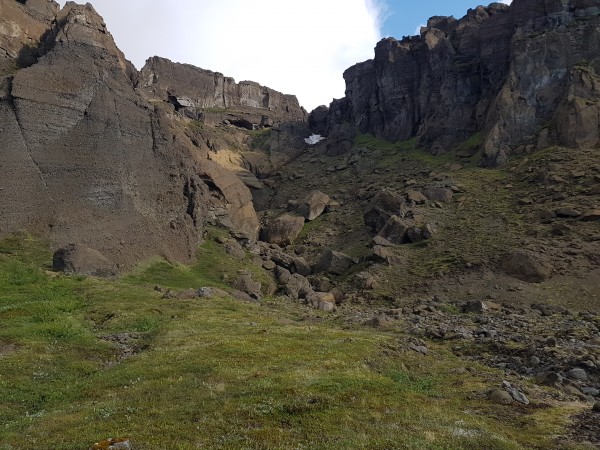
left=317, top=0, right=600, bottom=165
left=377, top=216, right=410, bottom=245
left=363, top=190, right=406, bottom=233
left=316, top=249, right=353, bottom=276
left=501, top=251, right=551, bottom=283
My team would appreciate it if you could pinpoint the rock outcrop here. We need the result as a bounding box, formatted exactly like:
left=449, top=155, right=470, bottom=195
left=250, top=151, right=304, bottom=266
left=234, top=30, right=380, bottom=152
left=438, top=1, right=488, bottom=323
left=0, top=0, right=276, bottom=271
left=138, top=56, right=306, bottom=126
left=312, top=0, right=600, bottom=165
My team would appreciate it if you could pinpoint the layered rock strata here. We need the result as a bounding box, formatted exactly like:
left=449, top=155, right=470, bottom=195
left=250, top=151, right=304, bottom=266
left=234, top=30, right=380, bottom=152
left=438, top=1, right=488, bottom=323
left=0, top=0, right=283, bottom=270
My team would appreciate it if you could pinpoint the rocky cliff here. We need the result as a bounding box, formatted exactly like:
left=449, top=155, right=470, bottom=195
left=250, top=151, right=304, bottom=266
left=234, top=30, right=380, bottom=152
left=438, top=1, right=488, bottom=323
left=139, top=56, right=306, bottom=126
left=0, top=0, right=305, bottom=271
left=312, top=0, right=600, bottom=165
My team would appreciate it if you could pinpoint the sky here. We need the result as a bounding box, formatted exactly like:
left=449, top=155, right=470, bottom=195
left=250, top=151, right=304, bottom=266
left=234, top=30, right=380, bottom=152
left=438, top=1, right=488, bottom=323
left=56, top=0, right=512, bottom=111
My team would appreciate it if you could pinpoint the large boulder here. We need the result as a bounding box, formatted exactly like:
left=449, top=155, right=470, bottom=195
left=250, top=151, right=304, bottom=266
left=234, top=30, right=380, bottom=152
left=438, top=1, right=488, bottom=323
left=275, top=266, right=312, bottom=300
left=377, top=216, right=410, bottom=245
left=260, top=214, right=305, bottom=246
left=364, top=190, right=406, bottom=233
left=296, top=190, right=330, bottom=221
left=315, top=249, right=353, bottom=275
left=421, top=187, right=453, bottom=203
left=263, top=246, right=312, bottom=276
left=501, top=251, right=551, bottom=283
left=233, top=273, right=262, bottom=300
left=53, top=244, right=117, bottom=277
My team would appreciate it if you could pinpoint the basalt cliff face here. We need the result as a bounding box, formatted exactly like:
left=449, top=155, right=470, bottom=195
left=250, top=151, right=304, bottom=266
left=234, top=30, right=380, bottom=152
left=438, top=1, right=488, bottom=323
left=311, top=0, right=600, bottom=165
left=0, top=0, right=305, bottom=271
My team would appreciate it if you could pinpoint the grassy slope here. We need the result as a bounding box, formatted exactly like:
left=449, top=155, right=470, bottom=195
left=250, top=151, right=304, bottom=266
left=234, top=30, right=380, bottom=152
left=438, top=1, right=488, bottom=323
left=0, top=234, right=589, bottom=450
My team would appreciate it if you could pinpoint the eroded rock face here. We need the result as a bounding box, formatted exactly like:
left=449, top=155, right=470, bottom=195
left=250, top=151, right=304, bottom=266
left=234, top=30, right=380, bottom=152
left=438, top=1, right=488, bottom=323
left=315, top=0, right=600, bottom=165
left=0, top=0, right=260, bottom=272
left=138, top=56, right=306, bottom=125
left=0, top=0, right=58, bottom=72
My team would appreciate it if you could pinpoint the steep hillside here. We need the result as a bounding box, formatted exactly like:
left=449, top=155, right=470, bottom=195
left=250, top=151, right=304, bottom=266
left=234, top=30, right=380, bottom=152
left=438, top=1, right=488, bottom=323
left=0, top=0, right=307, bottom=271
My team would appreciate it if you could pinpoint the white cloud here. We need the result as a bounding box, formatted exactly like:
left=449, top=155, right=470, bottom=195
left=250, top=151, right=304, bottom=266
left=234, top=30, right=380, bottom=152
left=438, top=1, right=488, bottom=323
left=415, top=23, right=426, bottom=35
left=55, top=1, right=383, bottom=111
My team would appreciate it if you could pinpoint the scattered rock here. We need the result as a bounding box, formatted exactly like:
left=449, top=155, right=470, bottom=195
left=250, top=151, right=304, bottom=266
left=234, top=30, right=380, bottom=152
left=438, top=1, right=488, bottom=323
left=503, top=381, right=530, bottom=405
left=540, top=210, right=557, bottom=220
left=355, top=271, right=377, bottom=290
left=406, top=190, right=428, bottom=204
left=230, top=289, right=258, bottom=303
left=568, top=368, right=588, bottom=381
left=233, top=274, right=262, bottom=300
left=421, top=187, right=453, bottom=203
left=372, top=236, right=395, bottom=247
left=371, top=245, right=392, bottom=264
left=555, top=208, right=582, bottom=218
left=173, top=288, right=200, bottom=299
left=197, top=287, right=228, bottom=298
left=581, top=209, right=600, bottom=222
left=363, top=190, right=406, bottom=232
left=535, top=372, right=563, bottom=387
left=296, top=190, right=330, bottom=221
left=463, top=300, right=502, bottom=313
left=488, top=388, right=513, bottom=404
left=260, top=214, right=305, bottom=246
left=406, top=226, right=425, bottom=243
left=501, top=251, right=550, bottom=283
left=266, top=247, right=312, bottom=276
left=89, top=438, right=131, bottom=450
left=53, top=244, right=117, bottom=277
left=563, top=385, right=587, bottom=400
left=593, top=402, right=600, bottom=412
left=308, top=292, right=336, bottom=311
left=315, top=249, right=353, bottom=275
left=223, top=240, right=246, bottom=260
left=367, top=313, right=395, bottom=328
left=409, top=344, right=428, bottom=355
left=277, top=269, right=312, bottom=300
left=582, top=387, right=600, bottom=397
left=262, top=260, right=276, bottom=270
left=377, top=215, right=409, bottom=245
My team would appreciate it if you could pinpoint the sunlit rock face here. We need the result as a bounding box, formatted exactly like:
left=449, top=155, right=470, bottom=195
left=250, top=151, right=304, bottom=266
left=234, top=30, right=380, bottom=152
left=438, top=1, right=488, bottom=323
left=0, top=0, right=263, bottom=271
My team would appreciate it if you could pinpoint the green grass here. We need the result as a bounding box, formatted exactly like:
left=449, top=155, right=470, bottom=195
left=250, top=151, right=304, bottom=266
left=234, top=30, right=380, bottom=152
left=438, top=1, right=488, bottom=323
left=0, top=234, right=582, bottom=449
left=123, top=228, right=274, bottom=293
left=250, top=128, right=272, bottom=150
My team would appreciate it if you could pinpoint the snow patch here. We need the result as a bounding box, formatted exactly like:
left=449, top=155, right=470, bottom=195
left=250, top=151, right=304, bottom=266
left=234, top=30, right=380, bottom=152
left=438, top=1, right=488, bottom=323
left=304, top=134, right=325, bottom=145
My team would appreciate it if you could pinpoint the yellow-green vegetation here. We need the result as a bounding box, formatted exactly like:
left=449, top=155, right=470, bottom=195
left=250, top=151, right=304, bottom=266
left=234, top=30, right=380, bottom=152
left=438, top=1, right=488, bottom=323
left=123, top=228, right=273, bottom=293
left=250, top=127, right=272, bottom=150
left=186, top=119, right=204, bottom=132
left=0, top=234, right=582, bottom=449
left=354, top=134, right=482, bottom=168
